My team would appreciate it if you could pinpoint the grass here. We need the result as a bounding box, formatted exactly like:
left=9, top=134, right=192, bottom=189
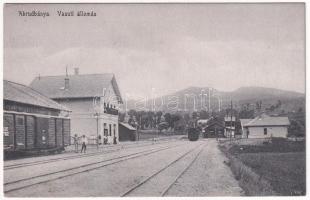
left=237, top=152, right=305, bottom=195
left=229, top=140, right=305, bottom=154
left=226, top=154, right=276, bottom=196
left=219, top=138, right=306, bottom=196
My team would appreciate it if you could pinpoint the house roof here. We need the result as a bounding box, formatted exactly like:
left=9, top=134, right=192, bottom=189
left=4, top=80, right=70, bottom=111
left=119, top=122, right=136, bottom=131
left=29, top=73, right=123, bottom=103
left=206, top=121, right=225, bottom=128
left=241, top=114, right=290, bottom=127
left=240, top=119, right=252, bottom=127
left=206, top=117, right=224, bottom=126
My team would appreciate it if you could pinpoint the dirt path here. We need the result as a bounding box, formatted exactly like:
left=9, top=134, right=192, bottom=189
left=166, top=139, right=244, bottom=196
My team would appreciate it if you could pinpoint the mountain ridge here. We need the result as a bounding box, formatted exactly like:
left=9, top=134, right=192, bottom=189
left=123, top=86, right=305, bottom=113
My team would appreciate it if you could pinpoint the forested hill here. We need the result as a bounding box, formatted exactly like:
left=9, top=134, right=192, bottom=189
left=124, top=86, right=305, bottom=113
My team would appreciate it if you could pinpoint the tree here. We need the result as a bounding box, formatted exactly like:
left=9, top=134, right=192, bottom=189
left=128, top=109, right=137, bottom=118
left=199, top=110, right=209, bottom=119
left=183, top=113, right=191, bottom=125
left=164, top=113, right=172, bottom=129
left=288, top=119, right=305, bottom=137
left=246, top=103, right=250, bottom=111
left=270, top=105, right=275, bottom=112
left=239, top=109, right=254, bottom=119
left=192, top=111, right=198, bottom=119
left=225, top=108, right=230, bottom=116
left=147, top=111, right=155, bottom=128
left=118, top=112, right=125, bottom=122
left=156, top=111, right=163, bottom=126
left=136, top=111, right=146, bottom=129
left=171, top=114, right=181, bottom=129
left=276, top=100, right=282, bottom=108
left=158, top=122, right=169, bottom=132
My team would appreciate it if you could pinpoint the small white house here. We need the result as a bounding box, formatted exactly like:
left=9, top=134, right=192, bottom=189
left=240, top=114, right=290, bottom=138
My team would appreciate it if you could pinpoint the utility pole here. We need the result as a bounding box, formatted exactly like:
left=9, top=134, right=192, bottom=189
left=138, top=115, right=142, bottom=141
left=95, top=112, right=99, bottom=149
left=230, top=100, right=233, bottom=141
left=216, top=96, right=221, bottom=112
left=219, top=98, right=222, bottom=112
left=208, top=88, right=211, bottom=112
left=135, top=121, right=138, bottom=142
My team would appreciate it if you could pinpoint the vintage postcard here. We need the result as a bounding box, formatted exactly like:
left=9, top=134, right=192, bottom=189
left=2, top=2, right=306, bottom=198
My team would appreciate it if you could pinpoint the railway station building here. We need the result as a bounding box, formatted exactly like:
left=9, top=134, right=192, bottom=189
left=3, top=80, right=71, bottom=152
left=30, top=71, right=123, bottom=144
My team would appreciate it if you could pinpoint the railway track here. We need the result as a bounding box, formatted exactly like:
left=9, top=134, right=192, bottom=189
left=161, top=144, right=204, bottom=196
left=121, top=142, right=205, bottom=197
left=4, top=142, right=184, bottom=193
left=4, top=139, right=179, bottom=170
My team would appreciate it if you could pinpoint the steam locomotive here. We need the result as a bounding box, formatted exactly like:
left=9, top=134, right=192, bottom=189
left=187, top=118, right=212, bottom=141
left=187, top=127, right=200, bottom=141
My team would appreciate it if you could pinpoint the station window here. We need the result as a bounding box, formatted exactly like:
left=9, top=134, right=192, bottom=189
left=103, top=123, right=107, bottom=136
left=264, top=128, right=267, bottom=135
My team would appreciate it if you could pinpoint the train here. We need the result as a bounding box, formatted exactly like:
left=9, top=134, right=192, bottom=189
left=187, top=118, right=213, bottom=141
left=187, top=127, right=200, bottom=141
left=3, top=80, right=72, bottom=159
left=4, top=115, right=71, bottom=159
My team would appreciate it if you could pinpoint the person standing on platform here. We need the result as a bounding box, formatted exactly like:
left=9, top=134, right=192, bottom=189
left=98, top=134, right=102, bottom=145
left=72, top=134, right=79, bottom=153
left=81, top=135, right=88, bottom=153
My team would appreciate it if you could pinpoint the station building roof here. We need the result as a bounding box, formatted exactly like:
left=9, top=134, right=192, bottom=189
left=30, top=73, right=123, bottom=103
left=4, top=80, right=70, bottom=111
left=119, top=122, right=136, bottom=131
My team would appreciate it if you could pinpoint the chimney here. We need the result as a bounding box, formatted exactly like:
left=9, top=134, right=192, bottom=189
left=64, top=76, right=69, bottom=90
left=74, top=67, right=79, bottom=75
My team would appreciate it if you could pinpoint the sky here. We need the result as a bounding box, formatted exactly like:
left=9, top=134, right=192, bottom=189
left=4, top=3, right=305, bottom=98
